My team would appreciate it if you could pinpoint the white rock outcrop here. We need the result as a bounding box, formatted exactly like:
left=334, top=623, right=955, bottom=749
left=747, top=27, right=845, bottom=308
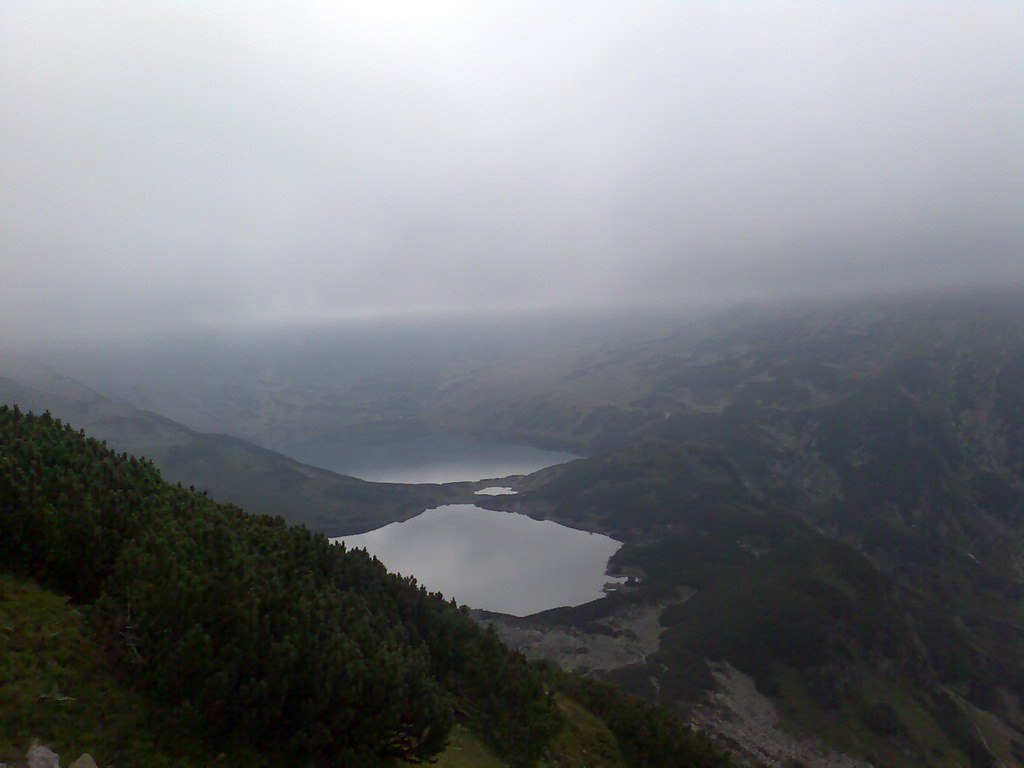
left=26, top=742, right=59, bottom=768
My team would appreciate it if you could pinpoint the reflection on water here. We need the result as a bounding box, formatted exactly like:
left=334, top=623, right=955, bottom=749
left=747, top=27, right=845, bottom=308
left=280, top=433, right=581, bottom=484
left=334, top=504, right=624, bottom=616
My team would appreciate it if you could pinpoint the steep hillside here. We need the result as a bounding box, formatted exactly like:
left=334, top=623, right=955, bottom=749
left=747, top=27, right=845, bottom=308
left=0, top=571, right=296, bottom=767
left=27, top=311, right=676, bottom=450
left=0, top=407, right=559, bottom=765
left=0, top=407, right=733, bottom=768
left=0, top=571, right=730, bottom=768
left=472, top=290, right=1024, bottom=766
left=0, top=354, right=464, bottom=535
left=431, top=289, right=1024, bottom=453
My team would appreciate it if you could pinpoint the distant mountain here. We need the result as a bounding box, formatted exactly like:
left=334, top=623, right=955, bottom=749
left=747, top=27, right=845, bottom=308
left=0, top=353, right=461, bottom=535
left=474, top=288, right=1024, bottom=766
left=26, top=309, right=692, bottom=451
left=428, top=288, right=1023, bottom=451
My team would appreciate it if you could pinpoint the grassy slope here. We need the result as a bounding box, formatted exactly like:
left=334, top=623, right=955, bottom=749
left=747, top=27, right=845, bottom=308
left=433, top=726, right=507, bottom=768
left=148, top=430, right=467, bottom=536
left=771, top=664, right=974, bottom=768
left=432, top=695, right=629, bottom=768
left=0, top=573, right=270, bottom=768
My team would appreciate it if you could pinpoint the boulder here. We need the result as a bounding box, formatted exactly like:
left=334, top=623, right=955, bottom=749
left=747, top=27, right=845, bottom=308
left=69, top=755, right=98, bottom=768
left=26, top=741, right=59, bottom=768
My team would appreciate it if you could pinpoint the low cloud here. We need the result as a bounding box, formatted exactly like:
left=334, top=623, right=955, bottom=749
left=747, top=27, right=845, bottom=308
left=1, top=1, right=1020, bottom=337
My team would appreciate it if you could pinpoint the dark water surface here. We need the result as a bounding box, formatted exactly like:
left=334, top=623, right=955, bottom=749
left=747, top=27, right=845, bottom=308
left=284, top=433, right=581, bottom=484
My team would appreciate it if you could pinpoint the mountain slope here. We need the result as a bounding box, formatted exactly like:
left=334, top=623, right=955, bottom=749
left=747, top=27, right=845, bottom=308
left=430, top=288, right=1024, bottom=453
left=471, top=290, right=1024, bottom=766
left=14, top=287, right=1024, bottom=765
left=0, top=354, right=461, bottom=535
left=0, top=407, right=733, bottom=768
left=0, top=407, right=559, bottom=765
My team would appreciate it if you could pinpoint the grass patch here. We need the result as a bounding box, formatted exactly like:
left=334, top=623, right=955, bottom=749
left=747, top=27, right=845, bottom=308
left=545, top=693, right=627, bottom=768
left=0, top=572, right=264, bottom=767
left=432, top=726, right=507, bottom=768
left=772, top=664, right=973, bottom=768
left=427, top=695, right=628, bottom=768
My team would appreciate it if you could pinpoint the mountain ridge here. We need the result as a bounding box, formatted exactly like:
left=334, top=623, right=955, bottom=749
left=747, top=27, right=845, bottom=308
left=0, top=353, right=465, bottom=535
left=466, top=289, right=1024, bottom=766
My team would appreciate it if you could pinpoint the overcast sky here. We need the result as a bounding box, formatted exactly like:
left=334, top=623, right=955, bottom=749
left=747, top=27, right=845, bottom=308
left=1, top=1, right=1021, bottom=337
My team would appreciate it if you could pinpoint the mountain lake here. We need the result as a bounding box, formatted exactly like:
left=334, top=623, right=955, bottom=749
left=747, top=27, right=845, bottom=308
left=281, top=432, right=581, bottom=484
left=325, top=434, right=625, bottom=616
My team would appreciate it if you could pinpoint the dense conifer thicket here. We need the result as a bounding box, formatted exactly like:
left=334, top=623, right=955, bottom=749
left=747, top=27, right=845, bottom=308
left=0, top=406, right=560, bottom=766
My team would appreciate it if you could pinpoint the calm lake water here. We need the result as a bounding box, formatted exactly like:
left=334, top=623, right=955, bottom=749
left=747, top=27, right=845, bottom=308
left=317, top=434, right=620, bottom=616
left=281, top=433, right=580, bottom=484
left=334, top=502, right=624, bottom=616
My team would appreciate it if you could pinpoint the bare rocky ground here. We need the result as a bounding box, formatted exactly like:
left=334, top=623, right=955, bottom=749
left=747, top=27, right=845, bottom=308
left=475, top=589, right=690, bottom=674
left=477, top=593, right=872, bottom=768
left=690, top=663, right=872, bottom=768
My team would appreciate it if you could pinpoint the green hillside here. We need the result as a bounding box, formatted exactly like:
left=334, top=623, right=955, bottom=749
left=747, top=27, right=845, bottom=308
left=0, top=358, right=463, bottom=537
left=0, top=406, right=731, bottom=767
left=0, top=572, right=251, bottom=767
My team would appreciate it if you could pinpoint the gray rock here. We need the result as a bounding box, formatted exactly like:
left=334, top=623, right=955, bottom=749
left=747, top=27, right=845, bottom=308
left=69, top=755, right=98, bottom=768
left=26, top=741, right=59, bottom=768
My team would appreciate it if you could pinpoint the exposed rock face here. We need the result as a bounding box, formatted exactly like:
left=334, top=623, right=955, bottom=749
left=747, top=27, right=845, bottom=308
left=477, top=589, right=693, bottom=674
left=26, top=742, right=59, bottom=768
